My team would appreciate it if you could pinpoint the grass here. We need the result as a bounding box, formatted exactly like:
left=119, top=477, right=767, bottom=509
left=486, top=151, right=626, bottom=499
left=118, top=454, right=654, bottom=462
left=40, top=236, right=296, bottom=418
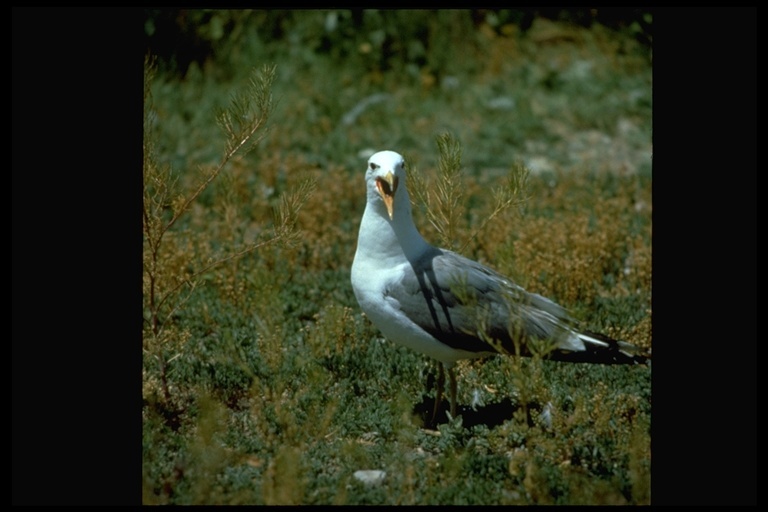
left=142, top=9, right=651, bottom=505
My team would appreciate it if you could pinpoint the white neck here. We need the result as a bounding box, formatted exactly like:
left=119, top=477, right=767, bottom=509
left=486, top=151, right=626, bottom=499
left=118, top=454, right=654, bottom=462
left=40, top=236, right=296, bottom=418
left=355, top=186, right=430, bottom=265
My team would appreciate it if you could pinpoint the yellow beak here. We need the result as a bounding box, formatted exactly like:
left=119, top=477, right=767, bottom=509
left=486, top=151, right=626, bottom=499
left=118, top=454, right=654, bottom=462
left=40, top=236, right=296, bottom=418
left=375, top=172, right=398, bottom=220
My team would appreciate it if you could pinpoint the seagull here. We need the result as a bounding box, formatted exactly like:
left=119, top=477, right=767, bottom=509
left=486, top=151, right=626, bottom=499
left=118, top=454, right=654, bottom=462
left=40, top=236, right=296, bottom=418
left=350, top=150, right=649, bottom=424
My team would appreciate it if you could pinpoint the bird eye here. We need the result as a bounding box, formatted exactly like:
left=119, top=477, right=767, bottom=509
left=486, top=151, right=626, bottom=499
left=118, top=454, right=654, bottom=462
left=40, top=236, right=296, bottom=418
left=370, top=163, right=379, bottom=170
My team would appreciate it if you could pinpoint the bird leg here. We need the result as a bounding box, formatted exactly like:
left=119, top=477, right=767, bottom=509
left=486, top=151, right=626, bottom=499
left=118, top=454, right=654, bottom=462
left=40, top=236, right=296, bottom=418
left=431, top=362, right=445, bottom=427
left=448, top=366, right=457, bottom=418
left=429, top=363, right=459, bottom=425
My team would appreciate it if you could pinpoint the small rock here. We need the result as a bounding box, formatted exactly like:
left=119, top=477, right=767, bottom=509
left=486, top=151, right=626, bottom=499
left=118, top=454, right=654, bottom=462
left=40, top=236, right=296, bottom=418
left=487, top=96, right=516, bottom=110
left=539, top=401, right=553, bottom=429
left=441, top=75, right=460, bottom=91
left=353, top=469, right=386, bottom=486
left=525, top=156, right=555, bottom=174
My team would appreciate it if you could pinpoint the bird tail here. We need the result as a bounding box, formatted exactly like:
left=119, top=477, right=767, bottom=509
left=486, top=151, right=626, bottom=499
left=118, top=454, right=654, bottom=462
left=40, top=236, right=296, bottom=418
left=549, top=330, right=651, bottom=365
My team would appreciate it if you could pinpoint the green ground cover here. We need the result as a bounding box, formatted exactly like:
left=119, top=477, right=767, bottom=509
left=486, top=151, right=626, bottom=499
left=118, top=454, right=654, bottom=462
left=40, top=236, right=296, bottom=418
left=143, top=9, right=652, bottom=504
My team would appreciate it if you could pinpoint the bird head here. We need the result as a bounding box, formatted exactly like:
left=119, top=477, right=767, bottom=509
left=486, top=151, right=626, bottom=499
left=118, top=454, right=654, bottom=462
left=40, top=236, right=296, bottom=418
left=366, top=150, right=407, bottom=220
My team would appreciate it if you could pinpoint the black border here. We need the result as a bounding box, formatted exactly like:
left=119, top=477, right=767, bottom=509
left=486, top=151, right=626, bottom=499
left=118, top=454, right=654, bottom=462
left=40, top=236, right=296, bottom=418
left=11, top=7, right=756, bottom=506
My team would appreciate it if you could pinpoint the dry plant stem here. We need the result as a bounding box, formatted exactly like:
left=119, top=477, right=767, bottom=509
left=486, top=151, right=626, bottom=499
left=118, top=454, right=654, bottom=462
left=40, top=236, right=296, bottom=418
left=144, top=64, right=276, bottom=337
left=460, top=170, right=530, bottom=253
left=162, top=120, right=267, bottom=237
left=411, top=135, right=530, bottom=425
left=158, top=356, right=173, bottom=404
left=433, top=133, right=464, bottom=249
left=142, top=62, right=293, bottom=407
left=409, top=133, right=529, bottom=255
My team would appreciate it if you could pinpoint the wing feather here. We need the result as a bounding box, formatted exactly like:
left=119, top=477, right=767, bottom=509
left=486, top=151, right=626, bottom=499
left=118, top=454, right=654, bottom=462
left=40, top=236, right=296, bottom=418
left=385, top=248, right=581, bottom=356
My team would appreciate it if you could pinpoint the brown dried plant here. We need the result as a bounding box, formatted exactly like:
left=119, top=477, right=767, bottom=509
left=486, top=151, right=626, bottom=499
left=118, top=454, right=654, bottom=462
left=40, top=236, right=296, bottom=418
left=142, top=55, right=315, bottom=404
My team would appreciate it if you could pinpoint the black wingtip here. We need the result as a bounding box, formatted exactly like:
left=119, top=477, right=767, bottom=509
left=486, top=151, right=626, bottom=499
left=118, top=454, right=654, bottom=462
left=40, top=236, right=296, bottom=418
left=550, top=331, right=651, bottom=366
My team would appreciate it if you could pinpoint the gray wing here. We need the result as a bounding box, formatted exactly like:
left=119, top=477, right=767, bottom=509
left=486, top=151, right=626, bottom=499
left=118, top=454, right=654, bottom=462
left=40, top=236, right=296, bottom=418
left=384, top=247, right=579, bottom=356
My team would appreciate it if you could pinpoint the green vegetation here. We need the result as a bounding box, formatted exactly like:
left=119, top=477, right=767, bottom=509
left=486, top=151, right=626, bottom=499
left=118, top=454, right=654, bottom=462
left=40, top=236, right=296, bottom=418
left=143, top=9, right=651, bottom=505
